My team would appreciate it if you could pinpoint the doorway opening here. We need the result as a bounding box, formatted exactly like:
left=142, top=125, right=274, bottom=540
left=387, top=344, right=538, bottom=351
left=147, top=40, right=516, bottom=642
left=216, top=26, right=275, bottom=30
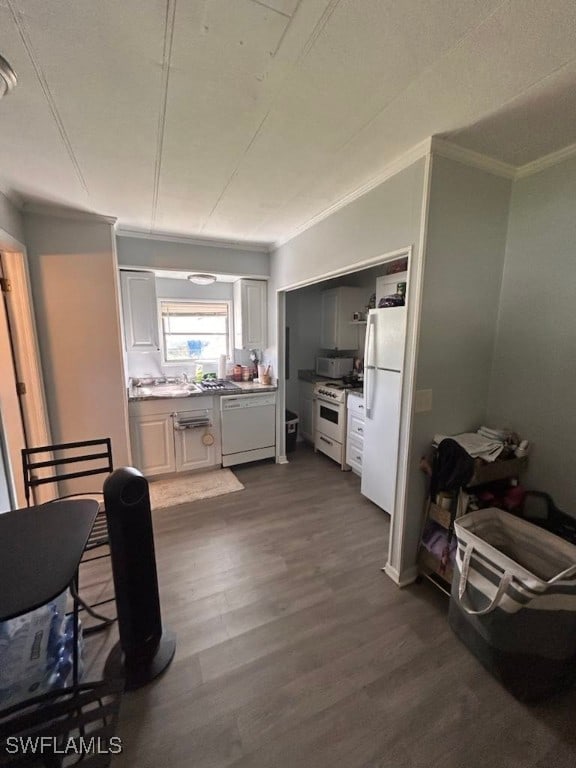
left=274, top=245, right=424, bottom=583
left=0, top=246, right=51, bottom=509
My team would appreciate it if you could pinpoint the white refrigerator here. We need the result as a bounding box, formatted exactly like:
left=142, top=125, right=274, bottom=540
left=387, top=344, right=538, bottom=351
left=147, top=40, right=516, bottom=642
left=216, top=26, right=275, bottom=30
left=360, top=306, right=407, bottom=515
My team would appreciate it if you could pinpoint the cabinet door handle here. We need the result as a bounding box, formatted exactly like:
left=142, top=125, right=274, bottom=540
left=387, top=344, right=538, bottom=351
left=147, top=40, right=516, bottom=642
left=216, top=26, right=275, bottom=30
left=357, top=427, right=363, bottom=433
left=355, top=455, right=362, bottom=462
left=319, top=436, right=333, bottom=446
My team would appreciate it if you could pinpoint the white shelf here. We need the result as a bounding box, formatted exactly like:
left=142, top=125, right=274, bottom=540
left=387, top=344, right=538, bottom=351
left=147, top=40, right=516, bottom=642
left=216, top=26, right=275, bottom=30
left=349, top=320, right=367, bottom=325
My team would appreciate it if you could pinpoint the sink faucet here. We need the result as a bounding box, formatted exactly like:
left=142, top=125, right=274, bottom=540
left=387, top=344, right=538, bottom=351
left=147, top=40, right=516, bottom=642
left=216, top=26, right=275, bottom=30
left=180, top=372, right=189, bottom=384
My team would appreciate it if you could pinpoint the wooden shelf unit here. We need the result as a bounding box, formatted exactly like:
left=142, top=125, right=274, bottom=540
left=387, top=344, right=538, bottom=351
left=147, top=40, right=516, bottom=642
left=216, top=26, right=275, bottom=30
left=468, top=456, right=527, bottom=487
left=418, top=455, right=528, bottom=592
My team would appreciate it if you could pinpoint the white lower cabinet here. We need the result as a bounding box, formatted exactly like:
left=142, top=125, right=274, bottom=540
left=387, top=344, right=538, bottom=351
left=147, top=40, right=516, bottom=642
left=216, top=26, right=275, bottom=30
left=346, top=394, right=365, bottom=476
left=174, top=418, right=219, bottom=472
left=346, top=434, right=364, bottom=475
left=129, top=397, right=220, bottom=477
left=130, top=412, right=175, bottom=476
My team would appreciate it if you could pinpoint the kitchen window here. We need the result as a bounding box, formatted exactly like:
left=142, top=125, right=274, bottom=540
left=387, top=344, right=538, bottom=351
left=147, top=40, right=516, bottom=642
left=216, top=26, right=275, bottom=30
left=160, top=300, right=231, bottom=363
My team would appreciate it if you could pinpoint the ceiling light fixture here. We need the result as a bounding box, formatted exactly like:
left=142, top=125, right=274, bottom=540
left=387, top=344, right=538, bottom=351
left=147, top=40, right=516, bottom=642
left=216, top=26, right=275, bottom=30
left=187, top=273, right=217, bottom=285
left=0, top=55, right=17, bottom=100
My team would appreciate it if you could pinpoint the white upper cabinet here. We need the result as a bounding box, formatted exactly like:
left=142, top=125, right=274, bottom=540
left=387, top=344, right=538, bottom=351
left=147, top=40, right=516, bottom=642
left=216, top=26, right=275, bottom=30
left=233, top=279, right=267, bottom=350
left=320, top=287, right=363, bottom=349
left=120, top=270, right=159, bottom=352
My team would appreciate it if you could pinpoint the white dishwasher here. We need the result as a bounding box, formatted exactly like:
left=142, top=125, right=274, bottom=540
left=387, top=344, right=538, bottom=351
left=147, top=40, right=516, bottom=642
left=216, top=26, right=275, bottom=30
left=220, top=392, right=276, bottom=467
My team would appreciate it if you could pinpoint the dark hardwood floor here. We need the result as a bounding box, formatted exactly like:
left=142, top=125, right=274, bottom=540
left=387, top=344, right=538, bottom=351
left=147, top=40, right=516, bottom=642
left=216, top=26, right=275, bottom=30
left=84, top=445, right=576, bottom=768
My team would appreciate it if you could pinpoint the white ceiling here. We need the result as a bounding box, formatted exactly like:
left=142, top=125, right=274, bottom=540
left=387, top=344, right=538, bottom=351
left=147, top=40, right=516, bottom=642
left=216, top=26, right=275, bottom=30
left=1, top=0, right=576, bottom=245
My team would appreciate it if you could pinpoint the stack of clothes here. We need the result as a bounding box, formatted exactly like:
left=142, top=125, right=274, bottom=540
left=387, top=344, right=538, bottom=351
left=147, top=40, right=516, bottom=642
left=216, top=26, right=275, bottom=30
left=433, top=425, right=517, bottom=463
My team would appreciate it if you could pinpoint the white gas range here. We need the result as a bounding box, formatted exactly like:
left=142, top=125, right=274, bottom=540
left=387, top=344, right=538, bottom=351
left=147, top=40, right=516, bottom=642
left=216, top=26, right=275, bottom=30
left=313, top=380, right=361, bottom=469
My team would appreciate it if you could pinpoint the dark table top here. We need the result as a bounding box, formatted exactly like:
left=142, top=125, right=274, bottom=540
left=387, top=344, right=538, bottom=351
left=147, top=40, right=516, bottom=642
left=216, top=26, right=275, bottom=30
left=0, top=498, right=99, bottom=621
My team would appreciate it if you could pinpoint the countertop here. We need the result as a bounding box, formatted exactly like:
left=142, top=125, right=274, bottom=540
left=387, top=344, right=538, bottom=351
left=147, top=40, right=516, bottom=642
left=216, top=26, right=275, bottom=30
left=347, top=388, right=364, bottom=398
left=231, top=381, right=278, bottom=394
left=128, top=380, right=277, bottom=402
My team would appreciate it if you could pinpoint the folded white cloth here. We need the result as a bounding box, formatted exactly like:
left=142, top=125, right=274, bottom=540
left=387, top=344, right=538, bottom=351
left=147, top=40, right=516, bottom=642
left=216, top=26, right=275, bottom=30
left=433, top=432, right=504, bottom=462
left=477, top=425, right=508, bottom=441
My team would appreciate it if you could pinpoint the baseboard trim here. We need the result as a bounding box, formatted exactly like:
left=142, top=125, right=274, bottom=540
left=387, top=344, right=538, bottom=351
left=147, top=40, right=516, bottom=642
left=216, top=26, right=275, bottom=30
left=276, top=454, right=289, bottom=465
left=383, top=562, right=419, bottom=588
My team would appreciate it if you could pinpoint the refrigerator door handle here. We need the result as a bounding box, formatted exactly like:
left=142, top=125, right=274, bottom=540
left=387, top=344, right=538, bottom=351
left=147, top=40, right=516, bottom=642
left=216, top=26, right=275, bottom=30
left=365, top=368, right=374, bottom=418
left=365, top=311, right=376, bottom=368
left=364, top=312, right=376, bottom=417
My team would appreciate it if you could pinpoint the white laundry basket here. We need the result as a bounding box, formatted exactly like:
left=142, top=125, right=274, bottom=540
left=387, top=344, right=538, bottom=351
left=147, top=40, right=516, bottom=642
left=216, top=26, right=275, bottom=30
left=449, top=507, right=576, bottom=702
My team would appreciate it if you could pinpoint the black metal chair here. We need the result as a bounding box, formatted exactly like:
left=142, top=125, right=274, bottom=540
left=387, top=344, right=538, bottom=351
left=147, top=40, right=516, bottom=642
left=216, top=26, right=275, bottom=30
left=0, top=680, right=123, bottom=767
left=0, top=498, right=123, bottom=768
left=21, top=439, right=116, bottom=634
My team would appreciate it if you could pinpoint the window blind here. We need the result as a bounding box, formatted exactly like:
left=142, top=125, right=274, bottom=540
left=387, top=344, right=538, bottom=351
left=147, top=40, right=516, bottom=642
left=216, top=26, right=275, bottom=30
left=160, top=301, right=228, bottom=317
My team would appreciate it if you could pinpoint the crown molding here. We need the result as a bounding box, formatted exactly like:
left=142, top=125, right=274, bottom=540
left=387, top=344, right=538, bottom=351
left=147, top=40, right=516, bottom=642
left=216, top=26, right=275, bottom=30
left=273, top=138, right=432, bottom=249
left=0, top=187, right=24, bottom=210
left=516, top=140, right=576, bottom=179
left=431, top=137, right=517, bottom=179
left=22, top=203, right=117, bottom=225
left=116, top=226, right=272, bottom=253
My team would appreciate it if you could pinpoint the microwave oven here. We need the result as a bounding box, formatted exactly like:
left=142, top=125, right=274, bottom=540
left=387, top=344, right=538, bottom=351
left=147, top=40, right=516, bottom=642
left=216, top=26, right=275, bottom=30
left=316, top=357, right=354, bottom=378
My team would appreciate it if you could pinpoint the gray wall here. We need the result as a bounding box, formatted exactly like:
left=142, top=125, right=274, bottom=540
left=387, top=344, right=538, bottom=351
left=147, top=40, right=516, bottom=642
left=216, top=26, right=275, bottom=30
left=269, top=159, right=426, bottom=375
left=0, top=191, right=24, bottom=245
left=487, top=155, right=576, bottom=510
left=285, top=285, right=323, bottom=412
left=116, top=234, right=270, bottom=278
left=271, top=160, right=425, bottom=291
left=403, top=155, right=512, bottom=573
left=269, top=159, right=427, bottom=583
left=24, top=212, right=131, bottom=487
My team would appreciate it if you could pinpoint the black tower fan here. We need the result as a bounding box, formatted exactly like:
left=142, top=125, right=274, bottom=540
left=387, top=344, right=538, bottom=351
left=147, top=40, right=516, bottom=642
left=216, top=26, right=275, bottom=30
left=103, top=467, right=176, bottom=690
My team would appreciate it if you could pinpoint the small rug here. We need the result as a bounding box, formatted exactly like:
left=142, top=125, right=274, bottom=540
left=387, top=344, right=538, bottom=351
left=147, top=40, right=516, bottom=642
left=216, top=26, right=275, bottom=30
left=148, top=469, right=244, bottom=510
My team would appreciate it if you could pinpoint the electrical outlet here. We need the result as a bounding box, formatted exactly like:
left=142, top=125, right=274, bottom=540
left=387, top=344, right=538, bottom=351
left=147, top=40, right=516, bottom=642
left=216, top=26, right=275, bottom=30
left=415, top=389, right=432, bottom=413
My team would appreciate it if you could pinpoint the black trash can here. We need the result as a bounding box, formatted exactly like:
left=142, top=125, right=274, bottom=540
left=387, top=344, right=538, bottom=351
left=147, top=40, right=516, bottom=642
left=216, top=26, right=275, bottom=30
left=285, top=410, right=299, bottom=453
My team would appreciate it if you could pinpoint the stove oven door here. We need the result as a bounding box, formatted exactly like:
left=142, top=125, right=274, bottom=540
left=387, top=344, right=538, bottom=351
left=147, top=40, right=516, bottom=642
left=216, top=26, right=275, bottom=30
left=314, top=398, right=343, bottom=443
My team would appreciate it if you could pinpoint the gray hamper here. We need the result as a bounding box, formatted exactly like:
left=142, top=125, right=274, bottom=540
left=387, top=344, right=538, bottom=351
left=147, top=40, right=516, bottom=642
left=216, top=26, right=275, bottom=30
left=449, top=507, right=576, bottom=702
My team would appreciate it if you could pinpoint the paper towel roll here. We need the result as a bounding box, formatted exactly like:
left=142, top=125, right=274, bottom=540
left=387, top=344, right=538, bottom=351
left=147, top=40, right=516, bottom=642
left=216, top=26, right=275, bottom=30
left=218, top=354, right=227, bottom=380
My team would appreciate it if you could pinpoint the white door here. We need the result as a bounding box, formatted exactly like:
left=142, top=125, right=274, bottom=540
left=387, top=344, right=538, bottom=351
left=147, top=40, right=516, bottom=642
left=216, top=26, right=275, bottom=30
left=365, top=308, right=407, bottom=372
left=361, top=369, right=402, bottom=515
left=130, top=413, right=175, bottom=476
left=234, top=280, right=267, bottom=349
left=174, top=423, right=218, bottom=472
left=0, top=251, right=52, bottom=508
left=243, top=280, right=267, bottom=349
left=120, top=271, right=159, bottom=352
left=0, top=284, right=26, bottom=508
